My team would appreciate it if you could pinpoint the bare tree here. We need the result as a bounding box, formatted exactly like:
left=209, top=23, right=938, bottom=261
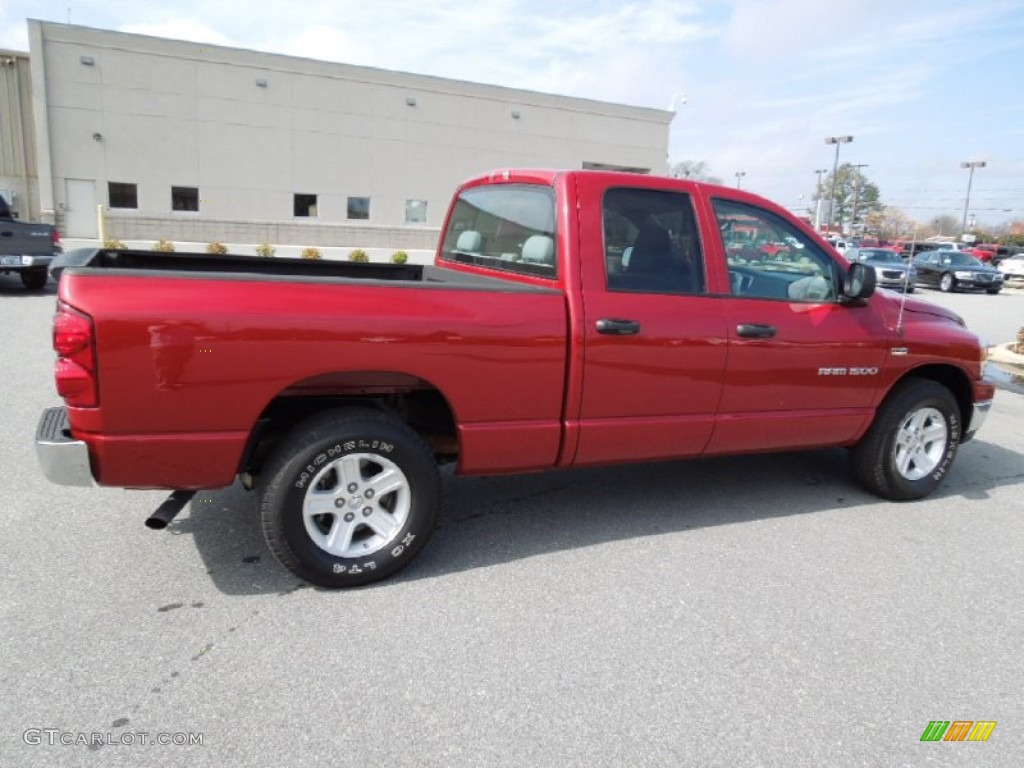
left=864, top=206, right=914, bottom=241
left=668, top=160, right=723, bottom=185
left=923, top=214, right=960, bottom=238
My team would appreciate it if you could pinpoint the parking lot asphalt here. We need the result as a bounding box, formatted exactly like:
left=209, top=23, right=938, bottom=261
left=2, top=274, right=1022, bottom=767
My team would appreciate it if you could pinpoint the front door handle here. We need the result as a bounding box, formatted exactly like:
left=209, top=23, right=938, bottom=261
left=736, top=323, right=776, bottom=339
left=596, top=318, right=641, bottom=335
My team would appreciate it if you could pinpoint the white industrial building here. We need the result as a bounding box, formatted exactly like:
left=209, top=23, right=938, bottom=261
left=1, top=20, right=671, bottom=249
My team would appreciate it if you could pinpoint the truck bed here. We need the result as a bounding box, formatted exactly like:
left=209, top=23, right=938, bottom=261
left=58, top=248, right=551, bottom=293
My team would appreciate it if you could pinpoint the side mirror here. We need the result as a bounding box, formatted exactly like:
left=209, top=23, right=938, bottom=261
left=841, top=262, right=876, bottom=303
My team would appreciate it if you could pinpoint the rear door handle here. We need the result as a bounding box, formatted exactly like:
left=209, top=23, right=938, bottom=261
left=736, top=323, right=776, bottom=339
left=596, top=318, right=641, bottom=335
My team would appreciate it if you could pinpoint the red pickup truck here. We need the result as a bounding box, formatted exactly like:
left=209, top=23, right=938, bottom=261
left=36, top=170, right=994, bottom=587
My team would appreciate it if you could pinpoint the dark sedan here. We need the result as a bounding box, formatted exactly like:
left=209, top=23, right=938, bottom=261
left=912, top=250, right=1004, bottom=294
left=847, top=247, right=916, bottom=292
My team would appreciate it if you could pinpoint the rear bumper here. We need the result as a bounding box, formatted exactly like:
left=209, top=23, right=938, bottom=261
left=0, top=254, right=54, bottom=269
left=35, top=406, right=95, bottom=486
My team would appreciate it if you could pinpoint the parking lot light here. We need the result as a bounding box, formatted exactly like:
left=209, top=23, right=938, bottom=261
left=961, top=160, right=987, bottom=233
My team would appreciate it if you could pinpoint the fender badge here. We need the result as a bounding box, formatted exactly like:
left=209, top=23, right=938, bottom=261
left=891, top=347, right=908, bottom=356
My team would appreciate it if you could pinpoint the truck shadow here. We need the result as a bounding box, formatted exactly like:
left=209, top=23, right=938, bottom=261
left=0, top=276, right=57, bottom=297
left=177, top=438, right=1024, bottom=595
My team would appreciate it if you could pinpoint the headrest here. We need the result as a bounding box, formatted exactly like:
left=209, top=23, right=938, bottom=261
left=521, top=235, right=555, bottom=265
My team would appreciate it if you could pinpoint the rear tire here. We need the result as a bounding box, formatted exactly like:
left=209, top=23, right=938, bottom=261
left=260, top=408, right=440, bottom=587
left=850, top=379, right=960, bottom=501
left=20, top=269, right=48, bottom=290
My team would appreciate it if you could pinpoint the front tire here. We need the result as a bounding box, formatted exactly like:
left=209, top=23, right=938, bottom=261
left=986, top=287, right=1001, bottom=294
left=850, top=379, right=961, bottom=500
left=260, top=408, right=440, bottom=587
left=939, top=272, right=955, bottom=292
left=20, top=269, right=48, bottom=290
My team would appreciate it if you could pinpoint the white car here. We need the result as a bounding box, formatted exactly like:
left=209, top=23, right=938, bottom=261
left=998, top=254, right=1024, bottom=281
left=826, top=237, right=849, bottom=255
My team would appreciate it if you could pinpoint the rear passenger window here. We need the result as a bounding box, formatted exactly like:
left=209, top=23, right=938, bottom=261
left=603, top=188, right=705, bottom=294
left=440, top=184, right=556, bottom=279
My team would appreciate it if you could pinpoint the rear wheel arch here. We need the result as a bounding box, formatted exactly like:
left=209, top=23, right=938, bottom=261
left=238, top=371, right=459, bottom=484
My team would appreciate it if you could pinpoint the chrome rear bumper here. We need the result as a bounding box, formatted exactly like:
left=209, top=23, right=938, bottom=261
left=35, top=406, right=95, bottom=487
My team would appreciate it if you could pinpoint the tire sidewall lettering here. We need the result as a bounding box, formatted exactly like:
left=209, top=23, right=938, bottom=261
left=294, top=439, right=396, bottom=490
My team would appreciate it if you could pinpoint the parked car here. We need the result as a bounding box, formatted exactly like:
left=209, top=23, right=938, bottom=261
left=978, top=244, right=1022, bottom=268
left=912, top=250, right=1004, bottom=293
left=847, top=247, right=916, bottom=292
left=997, top=253, right=1024, bottom=281
left=825, top=236, right=849, bottom=255
left=0, top=195, right=62, bottom=289
left=898, top=241, right=944, bottom=260
left=36, top=170, right=995, bottom=588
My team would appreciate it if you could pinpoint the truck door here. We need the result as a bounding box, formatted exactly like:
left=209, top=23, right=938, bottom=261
left=570, top=180, right=728, bottom=466
left=705, top=197, right=890, bottom=455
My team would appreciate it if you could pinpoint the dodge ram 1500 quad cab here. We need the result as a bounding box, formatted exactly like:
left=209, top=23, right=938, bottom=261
left=36, top=170, right=993, bottom=587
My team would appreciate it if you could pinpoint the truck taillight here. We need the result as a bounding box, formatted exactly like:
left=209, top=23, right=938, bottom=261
left=53, top=304, right=98, bottom=407
left=52, top=228, right=62, bottom=247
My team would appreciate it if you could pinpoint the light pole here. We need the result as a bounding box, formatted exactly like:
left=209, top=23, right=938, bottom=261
left=813, top=168, right=828, bottom=230
left=668, top=93, right=688, bottom=112
left=825, top=135, right=853, bottom=233
left=960, top=160, right=986, bottom=233
left=735, top=171, right=746, bottom=189
left=849, top=163, right=869, bottom=235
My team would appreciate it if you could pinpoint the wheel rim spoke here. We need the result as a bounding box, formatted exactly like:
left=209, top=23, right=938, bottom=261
left=337, top=455, right=363, bottom=489
left=304, top=489, right=341, bottom=518
left=921, top=422, right=947, bottom=445
left=367, top=467, right=405, bottom=498
left=323, top=516, right=358, bottom=556
left=366, top=510, right=400, bottom=540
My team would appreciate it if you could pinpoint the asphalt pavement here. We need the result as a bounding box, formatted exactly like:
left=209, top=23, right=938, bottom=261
left=1, top=274, right=1021, bottom=767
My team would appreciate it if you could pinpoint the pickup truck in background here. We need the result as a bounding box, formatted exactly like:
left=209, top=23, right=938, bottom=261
left=36, top=170, right=994, bottom=587
left=0, top=195, right=61, bottom=290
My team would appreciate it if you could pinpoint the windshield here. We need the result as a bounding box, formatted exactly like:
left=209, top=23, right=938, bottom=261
left=938, top=252, right=982, bottom=267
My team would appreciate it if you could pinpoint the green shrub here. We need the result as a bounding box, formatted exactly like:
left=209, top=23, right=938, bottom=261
left=300, top=247, right=322, bottom=260
left=256, top=242, right=276, bottom=257
left=206, top=241, right=229, bottom=254
left=103, top=238, right=125, bottom=250
left=152, top=239, right=175, bottom=252
left=390, top=250, right=408, bottom=264
left=348, top=249, right=369, bottom=262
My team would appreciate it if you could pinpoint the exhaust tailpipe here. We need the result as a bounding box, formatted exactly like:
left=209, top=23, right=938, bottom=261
left=146, top=490, right=195, bottom=530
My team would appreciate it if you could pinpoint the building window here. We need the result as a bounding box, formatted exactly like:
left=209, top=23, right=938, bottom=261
left=347, top=197, right=370, bottom=220
left=405, top=199, right=427, bottom=224
left=294, top=193, right=318, bottom=217
left=108, top=182, right=138, bottom=209
left=172, top=186, right=199, bottom=212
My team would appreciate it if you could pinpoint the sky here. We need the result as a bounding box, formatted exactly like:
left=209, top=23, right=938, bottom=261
left=2, top=0, right=1023, bottom=227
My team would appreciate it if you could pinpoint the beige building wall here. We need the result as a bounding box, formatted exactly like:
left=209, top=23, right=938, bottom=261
left=0, top=49, right=38, bottom=220
left=28, top=20, right=671, bottom=246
